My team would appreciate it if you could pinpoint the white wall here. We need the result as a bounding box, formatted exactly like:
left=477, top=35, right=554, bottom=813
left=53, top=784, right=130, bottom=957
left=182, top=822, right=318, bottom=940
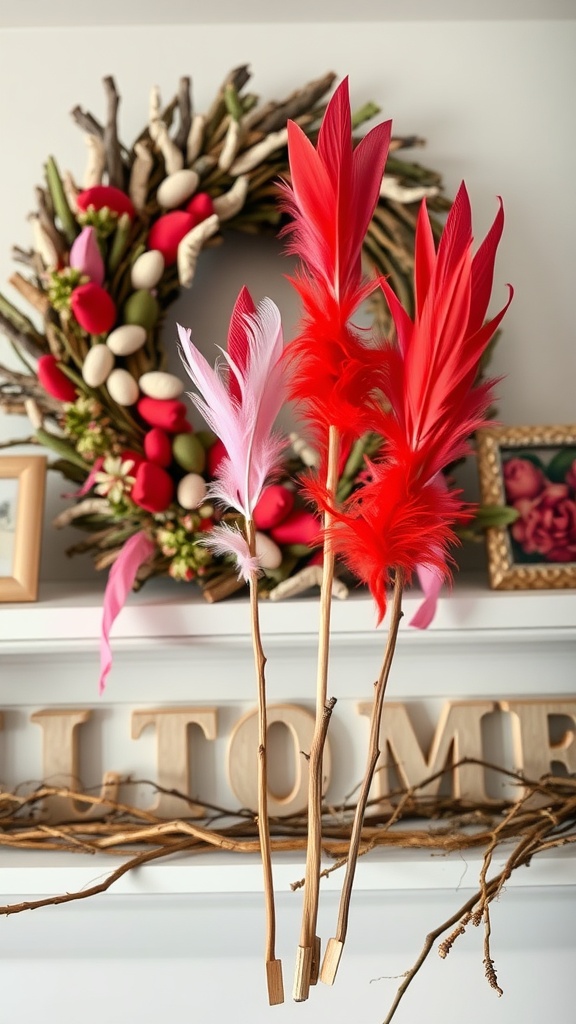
left=0, top=17, right=574, bottom=579
left=2, top=887, right=575, bottom=1024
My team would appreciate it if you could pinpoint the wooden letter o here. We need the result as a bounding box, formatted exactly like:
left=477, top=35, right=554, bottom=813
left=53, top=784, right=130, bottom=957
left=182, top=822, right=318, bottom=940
left=227, top=703, right=331, bottom=816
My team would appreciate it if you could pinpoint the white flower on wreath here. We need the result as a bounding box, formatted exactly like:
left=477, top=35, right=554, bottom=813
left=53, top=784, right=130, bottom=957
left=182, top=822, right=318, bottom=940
left=94, top=456, right=136, bottom=504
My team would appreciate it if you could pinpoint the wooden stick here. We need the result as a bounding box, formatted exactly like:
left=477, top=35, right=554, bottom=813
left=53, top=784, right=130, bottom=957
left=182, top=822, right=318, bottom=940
left=257, top=71, right=336, bottom=134
left=381, top=885, right=496, bottom=1024
left=103, top=76, right=125, bottom=189
left=173, top=76, right=192, bottom=152
left=380, top=809, right=569, bottom=1024
left=320, top=571, right=404, bottom=986
left=0, top=310, right=45, bottom=360
left=0, top=435, right=37, bottom=449
left=246, top=518, right=284, bottom=1006
left=0, top=838, right=196, bottom=917
left=203, top=65, right=251, bottom=143
left=200, top=571, right=246, bottom=604
left=293, top=424, right=340, bottom=1002
left=35, top=186, right=67, bottom=262
left=8, top=273, right=50, bottom=315
left=70, top=105, right=104, bottom=139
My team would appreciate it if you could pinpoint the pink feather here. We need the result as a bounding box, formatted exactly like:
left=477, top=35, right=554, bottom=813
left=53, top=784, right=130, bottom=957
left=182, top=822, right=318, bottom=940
left=178, top=292, right=286, bottom=525
left=202, top=523, right=262, bottom=582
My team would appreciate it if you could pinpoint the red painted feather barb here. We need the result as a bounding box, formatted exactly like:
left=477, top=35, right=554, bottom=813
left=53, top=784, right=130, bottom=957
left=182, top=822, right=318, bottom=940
left=280, top=77, right=392, bottom=450
left=320, top=183, right=512, bottom=622
left=308, top=462, right=471, bottom=623
left=284, top=284, right=390, bottom=448
left=227, top=285, right=256, bottom=404
left=280, top=77, right=391, bottom=307
left=378, top=182, right=513, bottom=482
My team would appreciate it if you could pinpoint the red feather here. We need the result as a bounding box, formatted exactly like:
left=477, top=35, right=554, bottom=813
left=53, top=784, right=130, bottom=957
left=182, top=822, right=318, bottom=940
left=280, top=78, right=392, bottom=451
left=308, top=461, right=470, bottom=623
left=306, top=184, right=512, bottom=622
left=226, top=285, right=256, bottom=403
left=281, top=78, right=391, bottom=308
left=378, top=182, right=513, bottom=482
left=285, top=282, right=389, bottom=449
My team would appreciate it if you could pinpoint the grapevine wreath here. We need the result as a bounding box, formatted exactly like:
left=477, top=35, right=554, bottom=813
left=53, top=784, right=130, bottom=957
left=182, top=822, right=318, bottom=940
left=0, top=67, right=466, bottom=602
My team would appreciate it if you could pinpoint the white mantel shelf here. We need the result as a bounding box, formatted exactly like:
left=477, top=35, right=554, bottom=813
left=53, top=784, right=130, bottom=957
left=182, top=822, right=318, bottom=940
left=2, top=575, right=574, bottom=901
left=1, top=844, right=575, bottom=898
left=1, top=575, right=575, bottom=652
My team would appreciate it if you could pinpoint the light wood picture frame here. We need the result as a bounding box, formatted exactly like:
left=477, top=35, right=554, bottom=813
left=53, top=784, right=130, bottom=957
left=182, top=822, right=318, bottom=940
left=0, top=455, right=46, bottom=601
left=476, top=424, right=576, bottom=591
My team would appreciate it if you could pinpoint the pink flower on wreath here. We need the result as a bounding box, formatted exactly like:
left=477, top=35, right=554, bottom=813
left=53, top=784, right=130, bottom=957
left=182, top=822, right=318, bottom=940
left=503, top=457, right=546, bottom=502
left=511, top=482, right=576, bottom=562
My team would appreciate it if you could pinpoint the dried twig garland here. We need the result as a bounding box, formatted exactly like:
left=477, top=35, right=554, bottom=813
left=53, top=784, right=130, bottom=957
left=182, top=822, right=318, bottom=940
left=2, top=762, right=574, bottom=1022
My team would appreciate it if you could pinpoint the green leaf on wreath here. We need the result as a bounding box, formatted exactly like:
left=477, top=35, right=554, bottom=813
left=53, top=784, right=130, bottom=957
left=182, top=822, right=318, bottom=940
left=36, top=428, right=89, bottom=470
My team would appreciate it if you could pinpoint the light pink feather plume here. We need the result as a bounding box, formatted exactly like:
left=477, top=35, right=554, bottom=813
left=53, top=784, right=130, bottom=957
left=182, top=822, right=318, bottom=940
left=177, top=294, right=286, bottom=520
left=177, top=292, right=287, bottom=582
left=201, top=522, right=262, bottom=581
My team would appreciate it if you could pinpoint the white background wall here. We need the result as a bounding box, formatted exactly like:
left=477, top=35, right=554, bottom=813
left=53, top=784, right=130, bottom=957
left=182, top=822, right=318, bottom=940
left=0, top=9, right=575, bottom=579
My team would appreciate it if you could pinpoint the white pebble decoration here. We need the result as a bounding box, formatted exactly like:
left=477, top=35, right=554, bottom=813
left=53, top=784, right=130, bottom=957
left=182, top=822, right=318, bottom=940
left=106, top=368, right=139, bottom=406
left=130, top=249, right=165, bottom=290
left=177, top=473, right=207, bottom=509
left=255, top=531, right=283, bottom=570
left=107, top=324, right=147, bottom=356
left=156, top=168, right=199, bottom=209
left=139, top=370, right=184, bottom=400
left=82, top=344, right=115, bottom=388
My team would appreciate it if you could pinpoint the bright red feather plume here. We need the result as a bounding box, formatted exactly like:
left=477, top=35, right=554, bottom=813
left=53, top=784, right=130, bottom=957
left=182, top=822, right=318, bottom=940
left=309, top=182, right=512, bottom=621
left=280, top=77, right=392, bottom=454
left=282, top=80, right=512, bottom=626
left=377, top=182, right=513, bottom=483
left=226, top=285, right=256, bottom=404
left=313, top=462, right=471, bottom=623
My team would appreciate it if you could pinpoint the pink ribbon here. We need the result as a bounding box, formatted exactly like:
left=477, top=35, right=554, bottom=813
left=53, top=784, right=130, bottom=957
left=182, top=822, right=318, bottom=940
left=99, top=531, right=155, bottom=694
left=409, top=563, right=444, bottom=629
left=62, top=457, right=104, bottom=500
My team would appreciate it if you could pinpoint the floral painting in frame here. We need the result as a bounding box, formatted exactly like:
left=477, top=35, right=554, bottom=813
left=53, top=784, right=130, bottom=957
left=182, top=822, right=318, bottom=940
left=476, top=425, right=576, bottom=590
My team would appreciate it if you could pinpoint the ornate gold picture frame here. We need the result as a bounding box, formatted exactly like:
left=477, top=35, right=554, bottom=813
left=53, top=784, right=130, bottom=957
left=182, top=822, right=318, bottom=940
left=476, top=424, right=576, bottom=590
left=0, top=455, right=46, bottom=601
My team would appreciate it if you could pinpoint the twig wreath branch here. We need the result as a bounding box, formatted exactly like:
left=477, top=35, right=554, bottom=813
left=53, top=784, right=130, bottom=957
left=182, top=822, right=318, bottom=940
left=1, top=762, right=574, bottom=1022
